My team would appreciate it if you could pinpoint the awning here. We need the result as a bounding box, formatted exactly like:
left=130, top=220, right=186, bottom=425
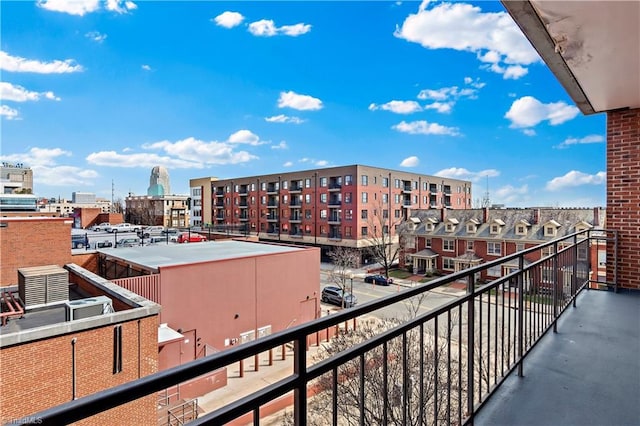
left=412, top=248, right=438, bottom=258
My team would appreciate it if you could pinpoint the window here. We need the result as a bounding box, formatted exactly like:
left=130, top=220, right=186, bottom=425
left=394, top=209, right=401, bottom=218
left=383, top=225, right=389, bottom=234
left=305, top=194, right=312, bottom=204
left=467, top=240, right=474, bottom=251
left=345, top=192, right=352, bottom=203
left=545, top=226, right=556, bottom=237
left=382, top=209, right=389, bottom=219
left=487, top=242, right=501, bottom=255
left=113, top=325, right=122, bottom=374
left=382, top=177, right=389, bottom=187
left=344, top=209, right=353, bottom=220
left=282, top=195, right=288, bottom=204
left=426, top=223, right=434, bottom=231
left=305, top=209, right=312, bottom=219
left=490, top=224, right=500, bottom=234
left=261, top=196, right=266, bottom=205
left=361, top=209, right=368, bottom=219
left=305, top=178, right=311, bottom=188
left=467, top=224, right=476, bottom=233
left=382, top=193, right=388, bottom=203
left=345, top=175, right=353, bottom=185
left=443, top=239, right=454, bottom=251
left=320, top=177, right=327, bottom=187
left=446, top=223, right=455, bottom=232
left=516, top=225, right=526, bottom=235
left=261, top=182, right=266, bottom=191
left=320, top=193, right=327, bottom=203
left=320, top=209, right=327, bottom=219
left=425, top=238, right=432, bottom=248
left=443, top=258, right=455, bottom=270
left=250, top=183, right=255, bottom=191
left=361, top=226, right=368, bottom=236
left=395, top=194, right=401, bottom=203
left=362, top=192, right=368, bottom=203
left=516, top=243, right=525, bottom=252
left=345, top=226, right=352, bottom=237
left=577, top=246, right=588, bottom=260
left=361, top=175, right=368, bottom=186
left=395, top=179, right=401, bottom=188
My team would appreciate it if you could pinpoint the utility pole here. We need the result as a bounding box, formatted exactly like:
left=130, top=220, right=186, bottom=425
left=111, top=179, right=115, bottom=213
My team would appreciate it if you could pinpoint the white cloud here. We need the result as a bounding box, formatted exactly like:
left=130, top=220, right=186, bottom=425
left=395, top=1, right=539, bottom=79
left=141, top=64, right=152, bottom=71
left=424, top=102, right=453, bottom=113
left=392, top=120, right=460, bottom=136
left=1, top=147, right=71, bottom=166
left=283, top=161, right=294, bottom=167
left=493, top=184, right=530, bottom=205
left=85, top=31, right=107, bottom=43
left=38, top=0, right=135, bottom=15
left=213, top=11, right=245, bottom=28
left=299, top=158, right=329, bottom=167
left=546, top=171, right=606, bottom=191
left=134, top=136, right=259, bottom=166
left=277, top=91, right=323, bottom=111
left=248, top=19, right=311, bottom=37
left=369, top=100, right=422, bottom=114
left=557, top=134, right=605, bottom=149
left=0, top=82, right=60, bottom=102
left=37, top=0, right=100, bottom=16
left=227, top=130, right=266, bottom=146
left=265, top=114, right=305, bottom=124
left=416, top=79, right=482, bottom=113
left=0, top=105, right=19, bottom=120
left=87, top=150, right=202, bottom=168
left=400, top=156, right=420, bottom=167
left=105, top=0, right=137, bottom=14
left=523, top=129, right=536, bottom=136
left=505, top=96, right=579, bottom=128
left=0, top=51, right=83, bottom=73
left=271, top=141, right=288, bottom=150
left=434, top=167, right=499, bottom=182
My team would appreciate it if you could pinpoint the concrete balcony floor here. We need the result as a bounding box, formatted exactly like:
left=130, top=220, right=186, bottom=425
left=476, top=288, right=640, bottom=426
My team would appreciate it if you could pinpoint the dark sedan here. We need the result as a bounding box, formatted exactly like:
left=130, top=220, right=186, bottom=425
left=364, top=274, right=393, bottom=286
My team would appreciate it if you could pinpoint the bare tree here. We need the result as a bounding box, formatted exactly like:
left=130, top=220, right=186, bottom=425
left=327, top=247, right=360, bottom=308
left=364, top=199, right=412, bottom=279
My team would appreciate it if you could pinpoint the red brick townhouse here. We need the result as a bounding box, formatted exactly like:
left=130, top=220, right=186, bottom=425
left=404, top=207, right=605, bottom=282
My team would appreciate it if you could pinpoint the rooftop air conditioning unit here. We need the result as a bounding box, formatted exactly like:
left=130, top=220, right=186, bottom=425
left=65, top=296, right=114, bottom=321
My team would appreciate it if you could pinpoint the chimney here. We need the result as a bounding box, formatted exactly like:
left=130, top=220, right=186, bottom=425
left=483, top=207, right=489, bottom=223
left=593, top=207, right=600, bottom=226
left=441, top=207, right=447, bottom=222
left=533, top=208, right=540, bottom=224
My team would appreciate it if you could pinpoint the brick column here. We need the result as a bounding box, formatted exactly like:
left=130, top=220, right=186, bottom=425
left=606, top=108, right=640, bottom=290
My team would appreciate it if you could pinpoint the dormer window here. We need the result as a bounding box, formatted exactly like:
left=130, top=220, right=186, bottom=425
left=426, top=223, right=434, bottom=231
left=490, top=219, right=505, bottom=235
left=516, top=225, right=526, bottom=235
left=446, top=223, right=455, bottom=232
left=574, top=221, right=592, bottom=238
left=544, top=220, right=561, bottom=237
left=467, top=224, right=476, bottom=233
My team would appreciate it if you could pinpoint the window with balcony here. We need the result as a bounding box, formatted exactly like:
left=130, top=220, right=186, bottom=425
left=487, top=242, right=501, bottom=255
left=443, top=257, right=454, bottom=270
left=443, top=239, right=454, bottom=251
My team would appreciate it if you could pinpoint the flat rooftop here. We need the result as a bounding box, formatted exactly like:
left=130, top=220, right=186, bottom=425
left=98, top=239, right=305, bottom=271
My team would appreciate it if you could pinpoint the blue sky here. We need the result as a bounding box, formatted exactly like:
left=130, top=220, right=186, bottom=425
left=1, top=0, right=606, bottom=207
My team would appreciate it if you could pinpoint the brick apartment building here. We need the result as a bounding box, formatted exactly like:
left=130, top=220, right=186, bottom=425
left=190, top=165, right=472, bottom=260
left=124, top=194, right=190, bottom=228
left=405, top=207, right=606, bottom=283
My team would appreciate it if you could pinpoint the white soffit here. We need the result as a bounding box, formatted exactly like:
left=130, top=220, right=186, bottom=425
left=504, top=1, right=640, bottom=114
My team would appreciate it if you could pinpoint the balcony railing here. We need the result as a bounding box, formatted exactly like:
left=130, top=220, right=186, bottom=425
left=31, top=230, right=616, bottom=425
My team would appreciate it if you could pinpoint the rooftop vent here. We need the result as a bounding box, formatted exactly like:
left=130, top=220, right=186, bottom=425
left=18, top=265, right=69, bottom=309
left=65, top=296, right=114, bottom=321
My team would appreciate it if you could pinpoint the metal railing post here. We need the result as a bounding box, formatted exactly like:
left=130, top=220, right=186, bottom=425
left=293, top=335, right=307, bottom=426
left=466, top=273, right=475, bottom=419
left=572, top=234, right=578, bottom=307
left=552, top=241, right=559, bottom=332
left=517, top=254, right=524, bottom=377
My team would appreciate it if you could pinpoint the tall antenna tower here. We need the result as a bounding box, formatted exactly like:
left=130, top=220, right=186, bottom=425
left=481, top=175, right=491, bottom=208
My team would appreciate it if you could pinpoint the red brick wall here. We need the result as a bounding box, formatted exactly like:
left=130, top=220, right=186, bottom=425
left=0, top=315, right=158, bottom=425
left=607, top=108, right=640, bottom=290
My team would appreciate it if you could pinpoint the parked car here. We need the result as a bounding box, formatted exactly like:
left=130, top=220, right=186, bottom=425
left=90, top=222, right=111, bottom=232
left=71, top=234, right=88, bottom=249
left=364, top=274, right=393, bottom=286
left=147, top=236, right=169, bottom=245
left=139, top=226, right=164, bottom=238
left=177, top=233, right=207, bottom=243
left=116, top=237, right=141, bottom=247
left=161, top=228, right=180, bottom=235
left=94, top=240, right=114, bottom=248
left=321, top=286, right=357, bottom=308
left=107, top=223, right=142, bottom=233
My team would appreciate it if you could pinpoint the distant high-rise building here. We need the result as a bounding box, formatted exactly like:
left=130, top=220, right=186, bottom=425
left=1, top=162, right=33, bottom=194
left=72, top=192, right=96, bottom=204
left=147, top=166, right=171, bottom=196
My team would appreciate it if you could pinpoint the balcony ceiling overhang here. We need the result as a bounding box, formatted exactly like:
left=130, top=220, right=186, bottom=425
left=502, top=1, right=640, bottom=115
